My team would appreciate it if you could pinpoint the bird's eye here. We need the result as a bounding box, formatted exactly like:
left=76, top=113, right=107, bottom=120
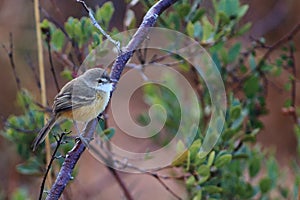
left=98, top=78, right=108, bottom=84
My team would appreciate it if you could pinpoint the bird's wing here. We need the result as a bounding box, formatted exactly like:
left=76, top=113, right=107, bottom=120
left=53, top=79, right=96, bottom=113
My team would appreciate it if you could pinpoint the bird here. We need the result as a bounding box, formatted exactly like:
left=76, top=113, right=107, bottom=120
left=32, top=68, right=116, bottom=151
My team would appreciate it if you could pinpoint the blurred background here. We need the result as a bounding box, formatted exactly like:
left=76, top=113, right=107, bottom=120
left=0, top=0, right=300, bottom=199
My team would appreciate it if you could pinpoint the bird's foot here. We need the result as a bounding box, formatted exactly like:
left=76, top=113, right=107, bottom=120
left=75, top=134, right=94, bottom=148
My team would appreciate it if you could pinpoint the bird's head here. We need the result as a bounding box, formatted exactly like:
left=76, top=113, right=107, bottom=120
left=82, top=68, right=117, bottom=93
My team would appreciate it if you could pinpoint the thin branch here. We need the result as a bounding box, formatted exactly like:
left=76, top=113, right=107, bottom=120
left=151, top=174, right=183, bottom=200
left=2, top=33, right=21, bottom=90
left=76, top=0, right=121, bottom=52
left=25, top=54, right=42, bottom=93
left=103, top=112, right=134, bottom=200
left=40, top=7, right=83, bottom=65
left=53, top=52, right=75, bottom=70
left=40, top=7, right=69, bottom=40
left=289, top=41, right=297, bottom=122
left=46, top=119, right=97, bottom=200
left=149, top=52, right=174, bottom=63
left=49, top=0, right=65, bottom=23
left=2, top=37, right=40, bottom=126
left=108, top=168, right=133, bottom=200
left=232, top=24, right=300, bottom=94
left=46, top=1, right=179, bottom=199
left=42, top=27, right=60, bottom=92
left=38, top=131, right=70, bottom=200
left=5, top=122, right=38, bottom=134
left=257, top=23, right=300, bottom=68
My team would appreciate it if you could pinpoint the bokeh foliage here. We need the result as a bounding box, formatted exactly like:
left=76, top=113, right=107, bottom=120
left=1, top=0, right=300, bottom=199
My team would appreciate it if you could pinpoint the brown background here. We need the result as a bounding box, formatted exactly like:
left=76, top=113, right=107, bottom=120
left=0, top=0, right=300, bottom=199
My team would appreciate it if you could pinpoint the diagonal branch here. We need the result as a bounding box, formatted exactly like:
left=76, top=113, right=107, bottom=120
left=2, top=33, right=21, bottom=91
left=46, top=1, right=179, bottom=199
left=257, top=23, right=300, bottom=68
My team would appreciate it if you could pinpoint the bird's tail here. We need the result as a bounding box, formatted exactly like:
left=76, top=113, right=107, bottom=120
left=32, top=116, right=57, bottom=151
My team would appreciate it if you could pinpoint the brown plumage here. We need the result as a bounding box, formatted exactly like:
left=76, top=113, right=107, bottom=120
left=32, top=68, right=115, bottom=151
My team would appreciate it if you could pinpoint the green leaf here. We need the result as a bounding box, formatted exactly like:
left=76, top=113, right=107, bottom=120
left=16, top=157, right=41, bottom=175
left=167, top=12, right=180, bottom=30
left=11, top=188, right=30, bottom=200
left=207, top=151, right=215, bottom=167
left=261, top=64, right=273, bottom=72
left=61, top=69, right=73, bottom=81
left=249, top=156, right=261, bottom=177
left=191, top=8, right=205, bottom=23
left=230, top=113, right=245, bottom=129
left=279, top=186, right=289, bottom=198
left=190, top=139, right=202, bottom=158
left=65, top=17, right=75, bottom=38
left=193, top=22, right=203, bottom=39
left=198, top=174, right=210, bottom=184
left=218, top=11, right=230, bottom=24
left=287, top=58, right=294, bottom=67
left=237, top=5, right=249, bottom=18
left=176, top=140, right=186, bottom=153
left=240, top=64, right=248, bottom=74
left=100, top=128, right=115, bottom=140
left=230, top=105, right=242, bottom=121
left=201, top=16, right=214, bottom=42
left=186, top=21, right=194, bottom=37
left=214, top=154, right=232, bottom=168
left=228, top=43, right=241, bottom=63
left=259, top=177, right=272, bottom=193
left=281, top=53, right=288, bottom=60
left=266, top=156, right=279, bottom=183
left=284, top=99, right=292, bottom=107
left=197, top=165, right=210, bottom=177
left=284, top=82, right=292, bottom=91
left=203, top=185, right=223, bottom=194
left=51, top=29, right=65, bottom=51
left=186, top=176, right=196, bottom=187
left=98, top=118, right=106, bottom=130
left=192, top=190, right=202, bottom=200
left=215, top=0, right=240, bottom=17
left=96, top=2, right=115, bottom=26
left=222, top=129, right=237, bottom=140
left=236, top=22, right=251, bottom=36
left=249, top=54, right=256, bottom=70
left=172, top=150, right=189, bottom=167
left=40, top=19, right=50, bottom=29
left=243, top=76, right=260, bottom=98
left=177, top=3, right=191, bottom=18
left=92, top=32, right=101, bottom=47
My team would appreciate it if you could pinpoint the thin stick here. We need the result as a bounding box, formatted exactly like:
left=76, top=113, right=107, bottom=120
left=289, top=41, right=298, bottom=122
left=151, top=174, right=183, bottom=200
left=76, top=0, right=121, bottom=52
left=257, top=23, right=300, bottom=68
left=2, top=33, right=21, bottom=90
left=34, top=0, right=52, bottom=187
left=38, top=132, right=69, bottom=200
left=25, top=54, right=42, bottom=93
left=40, top=7, right=83, bottom=65
left=44, top=29, right=60, bottom=92
left=103, top=113, right=134, bottom=200
left=108, top=168, right=133, bottom=200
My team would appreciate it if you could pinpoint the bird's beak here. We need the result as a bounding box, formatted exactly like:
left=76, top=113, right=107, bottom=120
left=109, top=78, right=118, bottom=83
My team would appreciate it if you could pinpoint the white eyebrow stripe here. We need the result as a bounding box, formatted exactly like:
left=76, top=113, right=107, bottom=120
left=98, top=77, right=109, bottom=83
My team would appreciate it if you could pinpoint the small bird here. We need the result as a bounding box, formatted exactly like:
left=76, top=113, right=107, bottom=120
left=32, top=68, right=116, bottom=151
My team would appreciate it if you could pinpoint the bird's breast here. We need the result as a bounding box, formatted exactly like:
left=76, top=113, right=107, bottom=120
left=72, top=92, right=110, bottom=122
